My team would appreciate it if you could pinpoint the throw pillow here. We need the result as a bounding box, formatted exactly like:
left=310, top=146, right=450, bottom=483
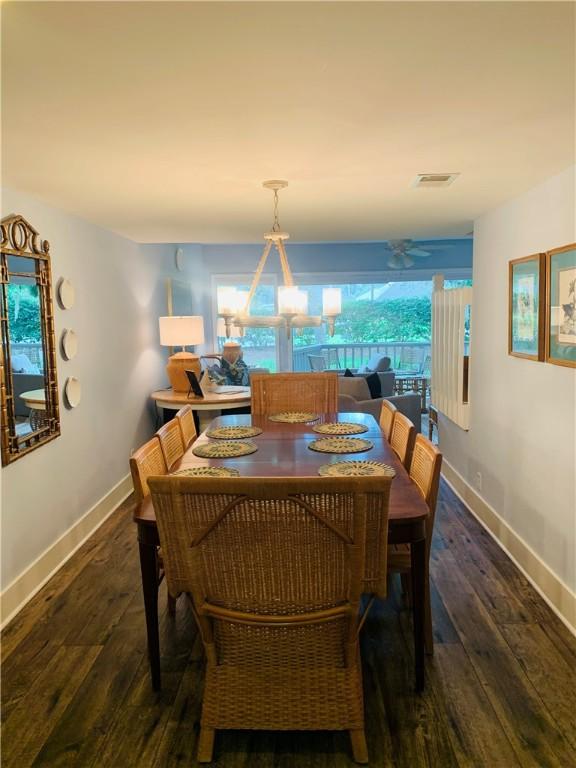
left=365, top=372, right=382, bottom=399
left=344, top=368, right=355, bottom=377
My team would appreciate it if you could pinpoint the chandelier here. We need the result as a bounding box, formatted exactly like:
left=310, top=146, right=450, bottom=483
left=217, top=180, right=341, bottom=339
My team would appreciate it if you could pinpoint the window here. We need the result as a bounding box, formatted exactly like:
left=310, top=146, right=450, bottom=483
left=292, top=277, right=472, bottom=371
left=212, top=273, right=472, bottom=373
left=214, top=279, right=279, bottom=371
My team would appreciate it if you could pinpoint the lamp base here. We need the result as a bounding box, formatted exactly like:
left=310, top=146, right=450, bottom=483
left=166, top=351, right=201, bottom=394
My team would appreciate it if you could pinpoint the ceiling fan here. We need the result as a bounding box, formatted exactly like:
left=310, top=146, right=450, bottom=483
left=385, top=239, right=452, bottom=269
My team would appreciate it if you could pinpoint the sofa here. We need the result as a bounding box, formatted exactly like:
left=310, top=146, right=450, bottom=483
left=337, top=375, right=421, bottom=432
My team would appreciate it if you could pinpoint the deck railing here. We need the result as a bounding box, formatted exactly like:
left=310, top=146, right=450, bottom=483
left=292, top=341, right=431, bottom=372
left=10, top=341, right=44, bottom=370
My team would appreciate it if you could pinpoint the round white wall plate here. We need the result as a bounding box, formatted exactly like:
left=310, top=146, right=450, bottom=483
left=61, top=328, right=78, bottom=360
left=64, top=377, right=81, bottom=408
left=58, top=278, right=76, bottom=309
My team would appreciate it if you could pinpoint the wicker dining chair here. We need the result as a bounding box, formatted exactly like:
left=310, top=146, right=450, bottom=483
left=388, top=434, right=442, bottom=654
left=129, top=437, right=177, bottom=614
left=175, top=405, right=197, bottom=449
left=157, top=419, right=185, bottom=471
left=149, top=474, right=394, bottom=764
left=130, top=436, right=168, bottom=503
left=389, top=412, right=416, bottom=470
left=250, top=372, right=339, bottom=416
left=379, top=399, right=397, bottom=441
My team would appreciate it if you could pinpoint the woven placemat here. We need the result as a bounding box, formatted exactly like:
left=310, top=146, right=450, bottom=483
left=268, top=412, right=319, bottom=423
left=206, top=425, right=263, bottom=440
left=312, top=422, right=368, bottom=436
left=191, top=440, right=258, bottom=458
left=318, top=461, right=396, bottom=477
left=172, top=467, right=241, bottom=477
left=308, top=437, right=374, bottom=454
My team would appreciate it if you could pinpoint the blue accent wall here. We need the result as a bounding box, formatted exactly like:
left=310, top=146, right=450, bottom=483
left=148, top=238, right=473, bottom=351
left=197, top=238, right=472, bottom=277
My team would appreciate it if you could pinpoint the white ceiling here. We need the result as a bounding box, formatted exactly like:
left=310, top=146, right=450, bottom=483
left=2, top=2, right=574, bottom=243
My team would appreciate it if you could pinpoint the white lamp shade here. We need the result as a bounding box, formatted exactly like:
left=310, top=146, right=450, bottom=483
left=159, top=316, right=205, bottom=347
left=217, top=287, right=238, bottom=315
left=278, top=286, right=308, bottom=315
left=322, top=287, right=341, bottom=316
left=217, top=287, right=250, bottom=316
left=235, top=290, right=249, bottom=316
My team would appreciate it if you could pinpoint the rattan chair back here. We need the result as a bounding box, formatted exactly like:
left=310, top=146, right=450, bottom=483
left=129, top=436, right=167, bottom=502
left=176, top=405, right=197, bottom=449
left=390, top=412, right=416, bottom=470
left=157, top=419, right=185, bottom=471
left=379, top=399, right=397, bottom=441
left=250, top=372, right=338, bottom=416
left=410, top=434, right=442, bottom=549
left=149, top=475, right=393, bottom=763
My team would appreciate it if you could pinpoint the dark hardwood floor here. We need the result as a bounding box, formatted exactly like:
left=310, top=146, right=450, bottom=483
left=2, top=480, right=575, bottom=767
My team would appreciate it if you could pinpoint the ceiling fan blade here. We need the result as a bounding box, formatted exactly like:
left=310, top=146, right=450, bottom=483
left=387, top=254, right=402, bottom=269
left=403, top=254, right=415, bottom=268
left=421, top=243, right=457, bottom=250
left=406, top=248, right=431, bottom=258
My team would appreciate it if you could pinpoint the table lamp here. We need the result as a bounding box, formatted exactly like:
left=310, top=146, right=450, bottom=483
left=159, top=316, right=205, bottom=393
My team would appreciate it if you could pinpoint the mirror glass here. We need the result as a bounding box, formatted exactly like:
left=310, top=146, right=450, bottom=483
left=1, top=216, right=60, bottom=464
left=8, top=274, right=46, bottom=440
left=167, top=278, right=193, bottom=316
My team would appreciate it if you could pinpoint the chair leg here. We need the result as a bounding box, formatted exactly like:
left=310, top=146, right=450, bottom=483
left=197, top=726, right=215, bottom=763
left=350, top=729, right=368, bottom=764
left=400, top=572, right=413, bottom=606
left=167, top=594, right=177, bottom=616
left=424, top=576, right=434, bottom=655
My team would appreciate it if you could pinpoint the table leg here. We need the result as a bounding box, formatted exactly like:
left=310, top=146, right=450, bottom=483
left=138, top=540, right=161, bottom=691
left=411, top=537, right=426, bottom=692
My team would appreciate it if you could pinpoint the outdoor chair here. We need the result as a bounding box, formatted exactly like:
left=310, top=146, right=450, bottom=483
left=308, top=354, right=327, bottom=372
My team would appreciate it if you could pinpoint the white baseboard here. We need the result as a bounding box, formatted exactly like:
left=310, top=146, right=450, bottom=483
left=0, top=474, right=133, bottom=629
left=442, top=460, right=576, bottom=636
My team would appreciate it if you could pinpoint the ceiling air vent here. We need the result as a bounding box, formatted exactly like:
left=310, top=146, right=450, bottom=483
left=412, top=173, right=459, bottom=188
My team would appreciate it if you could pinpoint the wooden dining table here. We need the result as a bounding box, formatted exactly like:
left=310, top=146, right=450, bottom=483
left=133, top=412, right=429, bottom=693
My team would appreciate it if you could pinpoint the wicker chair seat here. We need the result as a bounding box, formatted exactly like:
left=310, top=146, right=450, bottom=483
left=203, top=663, right=364, bottom=731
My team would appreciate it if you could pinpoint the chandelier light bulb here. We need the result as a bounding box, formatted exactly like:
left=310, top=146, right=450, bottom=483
left=217, top=286, right=238, bottom=316
left=322, top=287, right=342, bottom=316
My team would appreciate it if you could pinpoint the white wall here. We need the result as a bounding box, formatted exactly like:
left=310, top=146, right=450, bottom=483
left=439, top=167, right=576, bottom=599
left=0, top=188, right=175, bottom=596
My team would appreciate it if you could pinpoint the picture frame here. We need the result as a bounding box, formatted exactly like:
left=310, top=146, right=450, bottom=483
left=508, top=253, right=545, bottom=360
left=545, top=243, right=576, bottom=368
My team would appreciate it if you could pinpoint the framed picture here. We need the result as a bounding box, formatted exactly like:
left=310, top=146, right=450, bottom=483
left=546, top=243, right=576, bottom=368
left=509, top=253, right=545, bottom=360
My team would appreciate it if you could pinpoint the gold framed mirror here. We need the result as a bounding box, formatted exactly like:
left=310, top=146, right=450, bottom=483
left=0, top=214, right=60, bottom=465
